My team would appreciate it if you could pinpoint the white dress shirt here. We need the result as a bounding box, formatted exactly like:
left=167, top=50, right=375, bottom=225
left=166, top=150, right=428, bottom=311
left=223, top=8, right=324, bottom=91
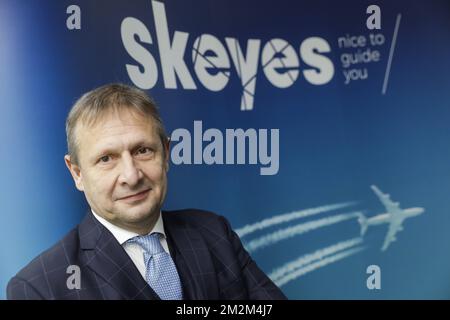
left=91, top=209, right=171, bottom=281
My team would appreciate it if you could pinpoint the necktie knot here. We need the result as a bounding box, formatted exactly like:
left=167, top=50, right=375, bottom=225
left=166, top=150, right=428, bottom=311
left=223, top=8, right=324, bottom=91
left=129, top=232, right=165, bottom=256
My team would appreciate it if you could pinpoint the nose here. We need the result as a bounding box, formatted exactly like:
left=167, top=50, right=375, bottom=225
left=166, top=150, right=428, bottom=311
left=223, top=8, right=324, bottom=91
left=118, top=152, right=143, bottom=187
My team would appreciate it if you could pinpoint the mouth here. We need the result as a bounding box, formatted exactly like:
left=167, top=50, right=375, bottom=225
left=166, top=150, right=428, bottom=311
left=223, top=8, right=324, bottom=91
left=118, top=189, right=151, bottom=203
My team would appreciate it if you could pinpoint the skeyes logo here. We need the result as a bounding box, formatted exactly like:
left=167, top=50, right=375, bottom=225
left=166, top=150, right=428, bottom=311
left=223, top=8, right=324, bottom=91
left=121, top=0, right=335, bottom=111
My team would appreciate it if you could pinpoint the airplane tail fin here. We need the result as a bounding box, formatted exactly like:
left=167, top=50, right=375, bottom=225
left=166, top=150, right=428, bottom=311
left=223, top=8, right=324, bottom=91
left=358, top=213, right=368, bottom=236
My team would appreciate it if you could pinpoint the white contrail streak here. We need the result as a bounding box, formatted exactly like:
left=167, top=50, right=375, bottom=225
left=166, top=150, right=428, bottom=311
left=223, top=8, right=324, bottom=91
left=275, top=246, right=366, bottom=287
left=269, top=237, right=363, bottom=282
left=236, top=202, right=357, bottom=238
left=244, top=211, right=362, bottom=253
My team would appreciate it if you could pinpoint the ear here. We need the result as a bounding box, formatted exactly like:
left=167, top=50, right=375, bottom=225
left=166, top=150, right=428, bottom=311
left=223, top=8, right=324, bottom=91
left=64, top=154, right=85, bottom=191
left=164, top=137, right=170, bottom=172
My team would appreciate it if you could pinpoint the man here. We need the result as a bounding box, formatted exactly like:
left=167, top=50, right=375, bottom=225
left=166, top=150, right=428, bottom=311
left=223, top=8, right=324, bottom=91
left=7, top=83, right=287, bottom=300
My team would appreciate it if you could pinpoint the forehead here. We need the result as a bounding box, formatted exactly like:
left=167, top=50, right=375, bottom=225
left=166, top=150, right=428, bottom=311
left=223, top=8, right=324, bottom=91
left=75, top=109, right=159, bottom=153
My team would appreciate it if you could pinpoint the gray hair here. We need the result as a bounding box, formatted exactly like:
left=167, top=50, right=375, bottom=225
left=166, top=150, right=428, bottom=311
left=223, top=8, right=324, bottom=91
left=66, top=83, right=168, bottom=165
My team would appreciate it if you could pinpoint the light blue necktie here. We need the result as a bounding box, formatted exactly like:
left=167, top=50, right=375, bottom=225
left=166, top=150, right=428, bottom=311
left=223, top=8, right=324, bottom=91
left=128, top=233, right=183, bottom=300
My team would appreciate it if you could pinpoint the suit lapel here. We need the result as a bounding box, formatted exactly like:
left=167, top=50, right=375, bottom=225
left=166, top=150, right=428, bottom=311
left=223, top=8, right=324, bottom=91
left=78, top=213, right=159, bottom=300
left=163, top=212, right=219, bottom=299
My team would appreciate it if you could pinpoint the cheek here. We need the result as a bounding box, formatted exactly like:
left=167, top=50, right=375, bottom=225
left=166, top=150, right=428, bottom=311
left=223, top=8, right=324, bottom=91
left=145, top=164, right=167, bottom=186
left=85, top=171, right=116, bottom=199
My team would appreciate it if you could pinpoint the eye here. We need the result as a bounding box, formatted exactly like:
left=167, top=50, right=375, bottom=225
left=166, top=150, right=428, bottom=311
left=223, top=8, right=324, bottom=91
left=99, top=155, right=111, bottom=163
left=136, top=147, right=153, bottom=155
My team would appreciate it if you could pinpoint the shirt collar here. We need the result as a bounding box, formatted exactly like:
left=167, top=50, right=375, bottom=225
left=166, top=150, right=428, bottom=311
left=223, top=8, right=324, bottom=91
left=91, top=209, right=166, bottom=245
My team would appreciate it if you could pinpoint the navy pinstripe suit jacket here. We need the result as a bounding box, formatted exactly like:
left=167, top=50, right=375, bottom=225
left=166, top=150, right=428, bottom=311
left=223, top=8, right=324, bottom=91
left=7, top=209, right=287, bottom=300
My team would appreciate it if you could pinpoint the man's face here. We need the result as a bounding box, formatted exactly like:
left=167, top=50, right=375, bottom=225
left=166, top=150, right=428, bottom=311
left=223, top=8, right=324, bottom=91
left=65, top=109, right=169, bottom=234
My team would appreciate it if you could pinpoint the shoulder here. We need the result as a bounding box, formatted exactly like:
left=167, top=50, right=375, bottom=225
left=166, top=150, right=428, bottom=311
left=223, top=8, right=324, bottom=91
left=7, top=227, right=80, bottom=299
left=163, top=208, right=232, bottom=228
left=162, top=208, right=236, bottom=238
left=163, top=208, right=225, bottom=222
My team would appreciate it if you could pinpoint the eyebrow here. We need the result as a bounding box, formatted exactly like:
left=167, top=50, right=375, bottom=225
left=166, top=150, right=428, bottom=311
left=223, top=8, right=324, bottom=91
left=90, top=139, right=160, bottom=161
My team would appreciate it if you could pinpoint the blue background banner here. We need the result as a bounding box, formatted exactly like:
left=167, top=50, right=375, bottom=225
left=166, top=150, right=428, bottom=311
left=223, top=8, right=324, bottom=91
left=1, top=0, right=450, bottom=299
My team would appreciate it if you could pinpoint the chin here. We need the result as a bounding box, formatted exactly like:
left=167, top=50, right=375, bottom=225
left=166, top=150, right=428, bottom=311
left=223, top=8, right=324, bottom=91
left=120, top=204, right=159, bottom=223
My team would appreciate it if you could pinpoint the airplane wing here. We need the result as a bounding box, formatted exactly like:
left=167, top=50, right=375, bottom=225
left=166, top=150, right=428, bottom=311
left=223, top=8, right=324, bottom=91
left=370, top=185, right=403, bottom=216
left=381, top=217, right=404, bottom=251
left=371, top=185, right=405, bottom=251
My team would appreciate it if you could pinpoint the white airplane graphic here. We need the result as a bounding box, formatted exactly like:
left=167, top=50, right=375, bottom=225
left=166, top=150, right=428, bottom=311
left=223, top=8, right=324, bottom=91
left=358, top=185, right=425, bottom=251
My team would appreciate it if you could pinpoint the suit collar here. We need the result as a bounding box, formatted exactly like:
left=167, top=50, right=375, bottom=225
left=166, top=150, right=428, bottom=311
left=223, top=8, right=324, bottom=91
left=78, top=212, right=160, bottom=300
left=162, top=211, right=219, bottom=299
